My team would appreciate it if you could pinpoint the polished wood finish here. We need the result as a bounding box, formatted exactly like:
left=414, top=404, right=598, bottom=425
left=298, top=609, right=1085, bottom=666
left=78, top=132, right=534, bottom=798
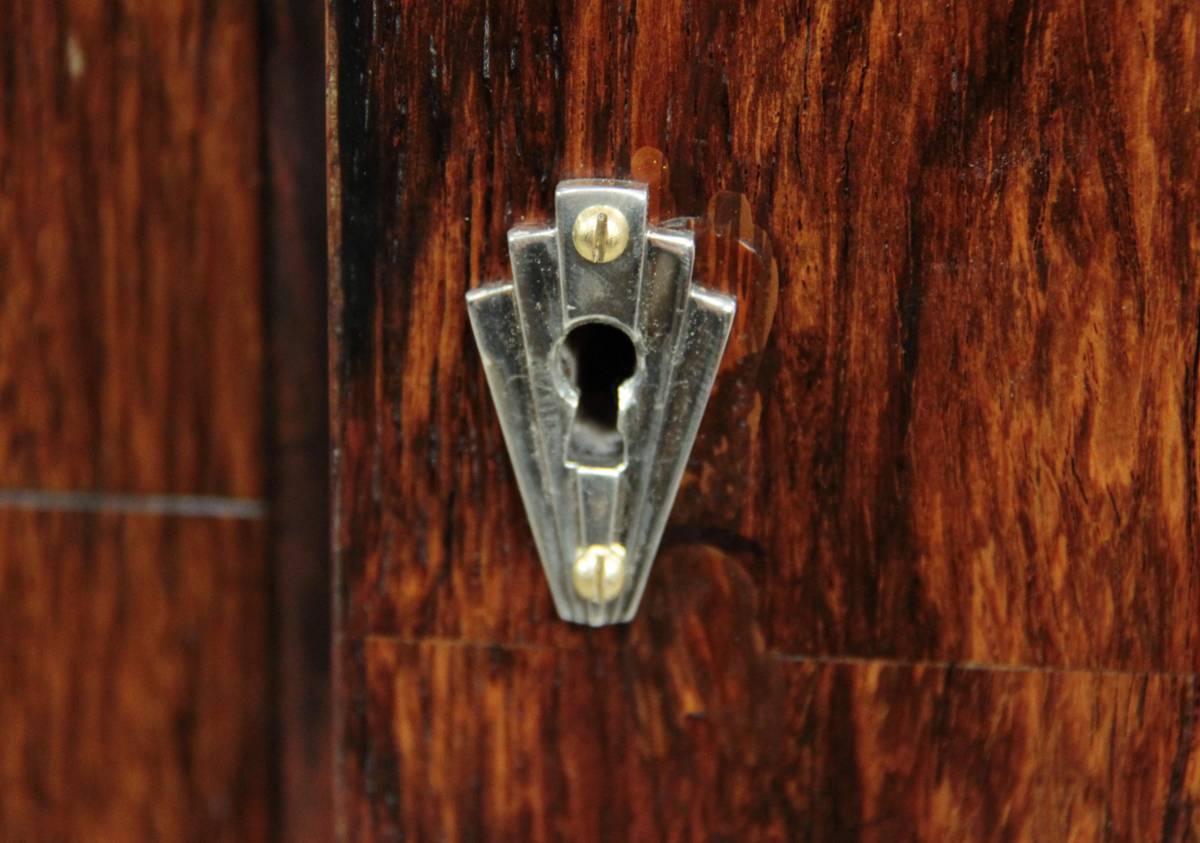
left=0, top=510, right=269, bottom=840
left=266, top=0, right=334, bottom=838
left=0, top=0, right=264, bottom=497
left=355, top=645, right=1198, bottom=842
left=329, top=0, right=1200, bottom=662
left=330, top=0, right=1200, bottom=837
left=0, top=2, right=288, bottom=840
left=340, top=545, right=1200, bottom=841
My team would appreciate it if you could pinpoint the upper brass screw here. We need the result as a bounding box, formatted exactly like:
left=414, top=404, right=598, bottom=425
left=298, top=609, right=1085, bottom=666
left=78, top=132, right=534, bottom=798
left=572, top=205, right=629, bottom=264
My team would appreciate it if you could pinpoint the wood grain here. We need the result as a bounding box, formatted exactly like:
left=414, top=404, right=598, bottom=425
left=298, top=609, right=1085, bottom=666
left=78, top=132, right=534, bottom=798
left=329, top=0, right=1199, bottom=665
left=328, top=0, right=1200, bottom=836
left=354, top=649, right=1199, bottom=842
left=0, top=0, right=264, bottom=496
left=265, top=0, right=333, bottom=837
left=0, top=510, right=269, bottom=841
left=1, top=2, right=287, bottom=840
left=345, top=545, right=1200, bottom=842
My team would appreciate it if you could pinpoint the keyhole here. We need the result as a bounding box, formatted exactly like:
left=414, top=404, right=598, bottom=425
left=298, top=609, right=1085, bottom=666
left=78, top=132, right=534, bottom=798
left=562, top=322, right=637, bottom=466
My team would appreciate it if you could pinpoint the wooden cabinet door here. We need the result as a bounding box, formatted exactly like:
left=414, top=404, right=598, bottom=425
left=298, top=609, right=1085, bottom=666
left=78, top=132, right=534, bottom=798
left=327, top=2, right=1200, bottom=839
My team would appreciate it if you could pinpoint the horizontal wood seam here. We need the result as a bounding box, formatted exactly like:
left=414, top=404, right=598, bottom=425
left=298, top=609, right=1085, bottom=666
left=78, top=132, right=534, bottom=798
left=0, top=489, right=267, bottom=520
left=349, top=633, right=1198, bottom=680
left=768, top=651, right=1200, bottom=681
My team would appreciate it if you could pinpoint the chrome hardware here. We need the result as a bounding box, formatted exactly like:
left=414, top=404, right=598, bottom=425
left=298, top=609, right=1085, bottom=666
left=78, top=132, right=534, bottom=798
left=466, top=180, right=736, bottom=626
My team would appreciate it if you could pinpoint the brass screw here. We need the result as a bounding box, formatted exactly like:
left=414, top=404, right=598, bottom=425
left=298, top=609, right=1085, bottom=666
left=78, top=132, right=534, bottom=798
left=572, top=205, right=629, bottom=264
left=572, top=544, right=627, bottom=603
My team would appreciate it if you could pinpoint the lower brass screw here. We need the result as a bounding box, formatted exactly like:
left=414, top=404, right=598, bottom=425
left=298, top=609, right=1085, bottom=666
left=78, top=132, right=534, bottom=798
left=572, top=544, right=627, bottom=603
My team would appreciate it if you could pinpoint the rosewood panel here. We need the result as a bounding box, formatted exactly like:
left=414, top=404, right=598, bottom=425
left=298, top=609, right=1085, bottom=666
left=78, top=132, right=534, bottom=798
left=329, top=0, right=1199, bottom=671
left=337, top=543, right=1200, bottom=840
left=265, top=0, right=333, bottom=837
left=0, top=510, right=270, bottom=841
left=329, top=0, right=1200, bottom=836
left=0, top=0, right=264, bottom=496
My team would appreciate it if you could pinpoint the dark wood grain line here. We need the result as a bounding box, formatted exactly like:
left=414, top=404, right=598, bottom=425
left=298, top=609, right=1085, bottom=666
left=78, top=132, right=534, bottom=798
left=265, top=0, right=333, bottom=837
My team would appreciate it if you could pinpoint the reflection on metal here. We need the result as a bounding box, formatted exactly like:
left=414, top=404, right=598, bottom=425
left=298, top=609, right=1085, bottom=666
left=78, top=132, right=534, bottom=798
left=466, top=180, right=736, bottom=627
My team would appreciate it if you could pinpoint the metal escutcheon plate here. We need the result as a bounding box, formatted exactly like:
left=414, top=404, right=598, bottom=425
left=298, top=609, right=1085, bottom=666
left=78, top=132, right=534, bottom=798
left=467, top=180, right=736, bottom=627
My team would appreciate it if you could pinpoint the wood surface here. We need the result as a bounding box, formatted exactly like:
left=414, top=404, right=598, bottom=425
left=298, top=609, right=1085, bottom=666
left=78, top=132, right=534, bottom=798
left=0, top=510, right=269, bottom=840
left=265, top=0, right=334, bottom=839
left=0, top=1, right=291, bottom=840
left=339, top=545, right=1200, bottom=841
left=330, top=0, right=1200, bottom=838
left=0, top=0, right=264, bottom=497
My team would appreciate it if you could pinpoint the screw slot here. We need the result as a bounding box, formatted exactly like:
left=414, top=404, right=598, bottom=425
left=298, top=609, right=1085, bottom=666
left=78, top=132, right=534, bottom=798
left=572, top=205, right=629, bottom=263
left=572, top=544, right=627, bottom=603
